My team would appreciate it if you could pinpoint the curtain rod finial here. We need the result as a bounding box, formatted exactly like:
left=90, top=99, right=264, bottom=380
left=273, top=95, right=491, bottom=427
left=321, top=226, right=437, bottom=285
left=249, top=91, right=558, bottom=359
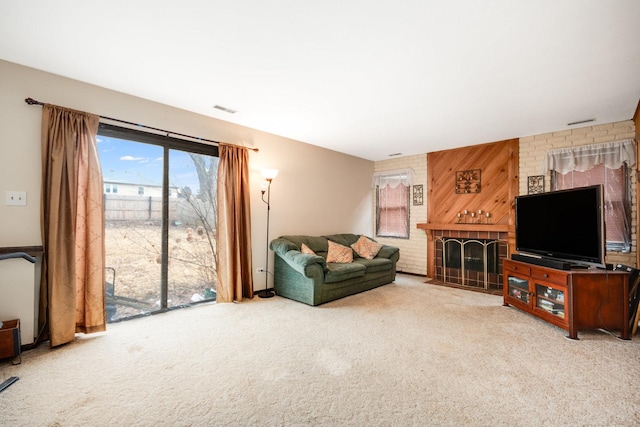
left=25, top=97, right=43, bottom=106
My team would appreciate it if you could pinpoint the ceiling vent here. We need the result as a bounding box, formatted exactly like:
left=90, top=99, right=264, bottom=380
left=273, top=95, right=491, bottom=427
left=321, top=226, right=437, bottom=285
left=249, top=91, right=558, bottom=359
left=567, top=118, right=595, bottom=126
left=213, top=105, right=237, bottom=114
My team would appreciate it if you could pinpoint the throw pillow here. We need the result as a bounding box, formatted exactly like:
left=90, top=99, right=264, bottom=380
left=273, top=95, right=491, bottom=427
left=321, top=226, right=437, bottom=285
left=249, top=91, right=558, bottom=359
left=351, top=235, right=383, bottom=260
left=326, top=240, right=353, bottom=263
left=300, top=243, right=316, bottom=255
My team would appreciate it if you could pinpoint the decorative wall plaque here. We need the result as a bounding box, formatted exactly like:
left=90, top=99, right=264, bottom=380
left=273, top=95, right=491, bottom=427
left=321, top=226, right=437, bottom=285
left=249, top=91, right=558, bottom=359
left=455, top=169, right=481, bottom=194
left=412, top=185, right=423, bottom=206
left=527, top=175, right=545, bottom=194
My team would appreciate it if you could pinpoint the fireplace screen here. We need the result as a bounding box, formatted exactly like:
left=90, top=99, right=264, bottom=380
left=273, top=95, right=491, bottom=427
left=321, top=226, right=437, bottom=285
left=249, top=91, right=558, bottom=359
left=444, top=239, right=499, bottom=274
left=437, top=237, right=505, bottom=290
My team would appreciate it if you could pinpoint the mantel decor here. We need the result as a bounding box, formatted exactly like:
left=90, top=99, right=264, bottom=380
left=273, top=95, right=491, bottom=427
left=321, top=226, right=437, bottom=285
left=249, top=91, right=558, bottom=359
left=455, top=169, right=481, bottom=194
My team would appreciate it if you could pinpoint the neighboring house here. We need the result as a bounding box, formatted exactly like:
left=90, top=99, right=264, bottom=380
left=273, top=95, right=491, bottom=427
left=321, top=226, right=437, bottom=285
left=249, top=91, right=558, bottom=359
left=103, top=180, right=179, bottom=198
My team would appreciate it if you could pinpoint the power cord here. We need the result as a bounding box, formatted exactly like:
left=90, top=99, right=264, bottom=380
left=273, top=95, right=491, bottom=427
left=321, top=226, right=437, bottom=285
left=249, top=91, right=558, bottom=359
left=594, top=268, right=612, bottom=336
left=595, top=328, right=628, bottom=341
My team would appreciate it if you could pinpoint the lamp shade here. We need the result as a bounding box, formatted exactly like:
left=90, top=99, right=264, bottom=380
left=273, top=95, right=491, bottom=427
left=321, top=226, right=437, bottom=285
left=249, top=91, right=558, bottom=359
left=261, top=169, right=279, bottom=180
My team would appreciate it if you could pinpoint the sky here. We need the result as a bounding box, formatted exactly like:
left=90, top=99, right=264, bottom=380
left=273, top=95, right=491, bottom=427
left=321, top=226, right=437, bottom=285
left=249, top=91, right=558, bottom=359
left=96, top=135, right=214, bottom=192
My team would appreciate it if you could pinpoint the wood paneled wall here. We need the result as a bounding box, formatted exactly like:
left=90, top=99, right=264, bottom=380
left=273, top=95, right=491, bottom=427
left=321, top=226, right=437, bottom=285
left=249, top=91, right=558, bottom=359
left=421, top=138, right=519, bottom=279
left=427, top=138, right=519, bottom=227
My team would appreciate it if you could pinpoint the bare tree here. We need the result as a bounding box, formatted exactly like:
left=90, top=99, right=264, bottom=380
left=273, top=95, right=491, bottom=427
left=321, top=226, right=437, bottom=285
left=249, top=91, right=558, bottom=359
left=171, top=153, right=220, bottom=294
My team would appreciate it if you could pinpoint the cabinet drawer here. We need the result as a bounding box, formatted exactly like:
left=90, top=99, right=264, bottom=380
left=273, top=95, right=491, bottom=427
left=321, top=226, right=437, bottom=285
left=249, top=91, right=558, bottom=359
left=531, top=268, right=567, bottom=285
left=505, top=263, right=531, bottom=276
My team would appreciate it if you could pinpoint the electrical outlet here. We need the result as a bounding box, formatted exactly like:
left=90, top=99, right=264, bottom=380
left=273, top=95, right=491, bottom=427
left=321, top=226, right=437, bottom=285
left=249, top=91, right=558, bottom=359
left=257, top=267, right=265, bottom=273
left=5, top=191, right=27, bottom=206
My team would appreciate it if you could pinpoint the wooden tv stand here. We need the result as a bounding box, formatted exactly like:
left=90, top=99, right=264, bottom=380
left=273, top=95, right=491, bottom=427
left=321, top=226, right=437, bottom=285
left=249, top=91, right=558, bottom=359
left=503, top=258, right=630, bottom=340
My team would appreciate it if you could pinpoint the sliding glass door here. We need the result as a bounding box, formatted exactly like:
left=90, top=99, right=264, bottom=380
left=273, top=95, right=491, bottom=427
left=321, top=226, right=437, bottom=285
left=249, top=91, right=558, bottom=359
left=167, top=150, right=219, bottom=308
left=97, top=124, right=219, bottom=322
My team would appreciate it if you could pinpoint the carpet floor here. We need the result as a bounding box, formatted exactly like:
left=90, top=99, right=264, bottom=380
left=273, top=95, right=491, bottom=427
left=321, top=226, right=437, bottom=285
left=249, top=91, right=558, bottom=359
left=1, top=273, right=639, bottom=426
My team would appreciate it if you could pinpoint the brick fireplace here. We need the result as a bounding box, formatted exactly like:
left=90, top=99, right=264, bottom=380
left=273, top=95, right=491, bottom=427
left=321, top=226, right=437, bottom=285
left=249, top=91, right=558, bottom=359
left=433, top=229, right=509, bottom=291
left=417, top=223, right=512, bottom=292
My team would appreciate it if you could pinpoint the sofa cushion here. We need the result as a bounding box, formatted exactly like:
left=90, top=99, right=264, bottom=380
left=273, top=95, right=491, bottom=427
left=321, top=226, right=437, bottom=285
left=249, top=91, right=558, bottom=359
left=353, top=257, right=393, bottom=273
left=300, top=243, right=316, bottom=255
left=351, top=235, right=384, bottom=259
left=279, top=235, right=329, bottom=258
left=326, top=240, right=353, bottom=263
left=377, top=245, right=400, bottom=259
left=324, top=262, right=366, bottom=283
left=324, top=233, right=360, bottom=247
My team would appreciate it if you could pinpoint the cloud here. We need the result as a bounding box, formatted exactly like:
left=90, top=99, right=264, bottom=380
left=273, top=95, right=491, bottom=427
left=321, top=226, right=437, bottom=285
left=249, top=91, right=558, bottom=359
left=120, top=155, right=145, bottom=161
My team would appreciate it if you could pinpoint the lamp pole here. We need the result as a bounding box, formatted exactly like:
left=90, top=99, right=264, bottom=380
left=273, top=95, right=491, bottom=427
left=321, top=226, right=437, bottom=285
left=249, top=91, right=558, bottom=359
left=257, top=175, right=275, bottom=298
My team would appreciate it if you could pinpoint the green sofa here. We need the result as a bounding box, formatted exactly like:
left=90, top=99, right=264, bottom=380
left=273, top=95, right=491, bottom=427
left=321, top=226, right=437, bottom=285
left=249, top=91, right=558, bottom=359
left=269, top=233, right=400, bottom=306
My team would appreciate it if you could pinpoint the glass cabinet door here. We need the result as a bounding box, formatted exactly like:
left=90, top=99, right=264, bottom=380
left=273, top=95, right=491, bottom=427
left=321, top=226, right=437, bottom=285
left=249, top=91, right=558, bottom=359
left=507, top=275, right=530, bottom=304
left=535, top=284, right=565, bottom=319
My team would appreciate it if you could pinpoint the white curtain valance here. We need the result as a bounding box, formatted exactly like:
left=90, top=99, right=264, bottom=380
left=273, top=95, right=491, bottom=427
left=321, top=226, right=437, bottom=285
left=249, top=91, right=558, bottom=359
left=542, top=139, right=636, bottom=174
left=372, top=168, right=415, bottom=188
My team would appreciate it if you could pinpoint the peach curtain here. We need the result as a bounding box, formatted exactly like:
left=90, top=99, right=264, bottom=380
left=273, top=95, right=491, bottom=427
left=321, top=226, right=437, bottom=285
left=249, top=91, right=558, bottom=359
left=40, top=104, right=106, bottom=347
left=216, top=144, right=254, bottom=302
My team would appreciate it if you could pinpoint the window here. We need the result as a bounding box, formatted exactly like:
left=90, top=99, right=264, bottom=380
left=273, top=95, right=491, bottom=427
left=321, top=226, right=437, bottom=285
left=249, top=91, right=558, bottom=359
left=373, top=169, right=414, bottom=239
left=545, top=139, right=636, bottom=253
left=552, top=164, right=631, bottom=252
left=137, top=186, right=144, bottom=195
left=376, top=183, right=410, bottom=238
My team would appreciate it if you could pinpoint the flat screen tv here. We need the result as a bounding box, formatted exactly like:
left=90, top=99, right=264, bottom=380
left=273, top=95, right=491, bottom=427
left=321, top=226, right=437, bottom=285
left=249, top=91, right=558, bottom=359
left=515, top=184, right=605, bottom=268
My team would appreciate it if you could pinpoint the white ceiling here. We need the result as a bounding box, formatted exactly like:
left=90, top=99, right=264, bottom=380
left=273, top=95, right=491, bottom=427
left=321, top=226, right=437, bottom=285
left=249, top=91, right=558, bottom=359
left=2, top=1, right=639, bottom=161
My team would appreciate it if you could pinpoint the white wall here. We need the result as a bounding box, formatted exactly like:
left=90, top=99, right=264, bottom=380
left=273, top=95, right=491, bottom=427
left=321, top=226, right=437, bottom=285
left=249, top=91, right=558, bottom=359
left=0, top=60, right=374, bottom=339
left=0, top=257, right=38, bottom=345
left=373, top=154, right=428, bottom=275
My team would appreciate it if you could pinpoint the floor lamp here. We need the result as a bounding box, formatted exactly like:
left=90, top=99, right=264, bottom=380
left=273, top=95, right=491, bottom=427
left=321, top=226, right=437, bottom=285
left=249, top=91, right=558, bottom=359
left=256, top=168, right=278, bottom=298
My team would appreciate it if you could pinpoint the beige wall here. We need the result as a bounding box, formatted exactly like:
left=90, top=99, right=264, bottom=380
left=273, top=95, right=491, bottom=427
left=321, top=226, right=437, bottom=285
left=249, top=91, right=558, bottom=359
left=0, top=60, right=374, bottom=330
left=519, top=120, right=637, bottom=267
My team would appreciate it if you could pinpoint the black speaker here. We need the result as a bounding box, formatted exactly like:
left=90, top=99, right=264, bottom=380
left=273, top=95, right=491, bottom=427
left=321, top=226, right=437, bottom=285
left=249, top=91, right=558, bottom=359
left=511, top=253, right=572, bottom=270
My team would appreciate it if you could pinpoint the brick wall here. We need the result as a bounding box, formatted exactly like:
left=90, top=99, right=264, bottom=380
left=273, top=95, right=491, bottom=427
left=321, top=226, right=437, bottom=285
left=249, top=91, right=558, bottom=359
left=519, top=120, right=637, bottom=267
left=374, top=120, right=637, bottom=276
left=373, top=154, right=427, bottom=275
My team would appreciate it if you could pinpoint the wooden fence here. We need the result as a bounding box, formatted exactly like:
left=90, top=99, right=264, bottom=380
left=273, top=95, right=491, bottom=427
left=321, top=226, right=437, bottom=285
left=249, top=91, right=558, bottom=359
left=104, top=195, right=215, bottom=226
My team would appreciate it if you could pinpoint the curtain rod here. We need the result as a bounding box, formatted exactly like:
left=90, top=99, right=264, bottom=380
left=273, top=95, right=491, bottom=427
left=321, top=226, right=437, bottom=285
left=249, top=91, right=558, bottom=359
left=24, top=97, right=258, bottom=152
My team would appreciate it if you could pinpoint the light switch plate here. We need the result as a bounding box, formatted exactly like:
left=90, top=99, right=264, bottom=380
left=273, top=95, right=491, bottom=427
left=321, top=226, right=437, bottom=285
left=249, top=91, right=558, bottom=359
left=5, top=191, right=27, bottom=206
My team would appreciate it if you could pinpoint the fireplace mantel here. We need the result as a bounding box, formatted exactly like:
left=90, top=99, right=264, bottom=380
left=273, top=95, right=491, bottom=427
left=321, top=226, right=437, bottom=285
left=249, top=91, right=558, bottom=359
left=417, top=223, right=510, bottom=233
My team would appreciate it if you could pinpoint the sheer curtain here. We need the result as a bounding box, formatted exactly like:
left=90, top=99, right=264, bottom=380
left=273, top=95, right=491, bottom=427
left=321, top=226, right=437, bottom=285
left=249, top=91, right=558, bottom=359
left=40, top=104, right=106, bottom=347
left=542, top=139, right=636, bottom=174
left=372, top=168, right=415, bottom=188
left=216, top=144, right=254, bottom=302
left=543, top=139, right=636, bottom=252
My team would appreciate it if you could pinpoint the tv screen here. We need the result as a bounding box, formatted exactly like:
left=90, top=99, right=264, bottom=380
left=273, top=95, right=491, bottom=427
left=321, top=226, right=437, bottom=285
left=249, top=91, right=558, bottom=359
left=515, top=185, right=605, bottom=267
